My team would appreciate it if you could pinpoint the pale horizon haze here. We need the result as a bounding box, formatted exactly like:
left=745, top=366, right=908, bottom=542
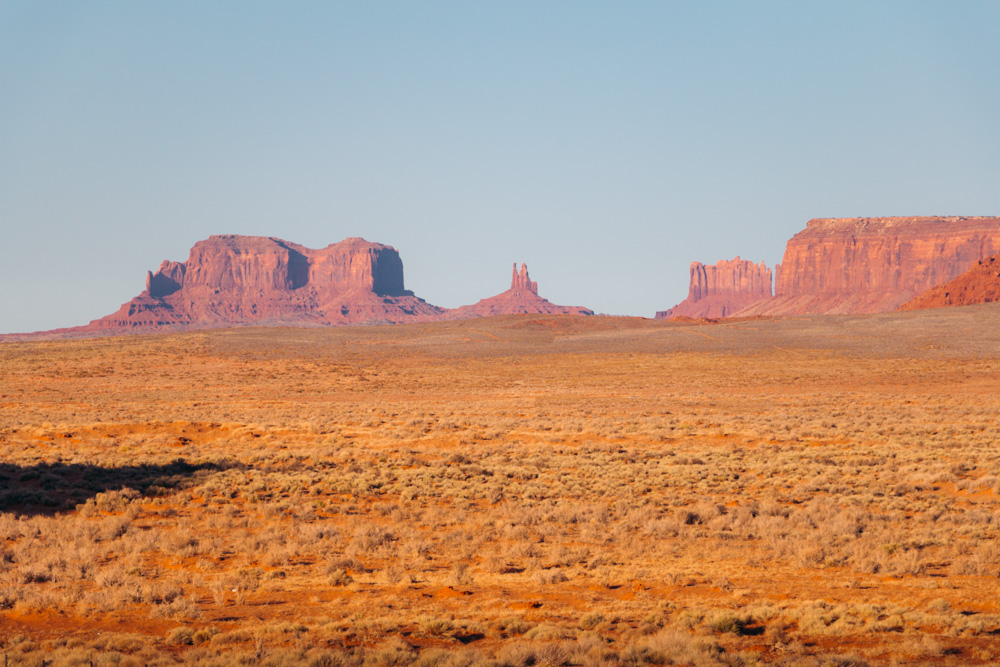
left=2, top=2, right=999, bottom=333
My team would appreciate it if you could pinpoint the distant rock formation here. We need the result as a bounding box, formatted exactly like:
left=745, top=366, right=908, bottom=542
left=83, top=235, right=445, bottom=332
left=510, top=263, right=538, bottom=294
left=451, top=263, right=593, bottom=317
left=656, top=257, right=772, bottom=319
left=737, top=216, right=1000, bottom=316
left=900, top=255, right=1000, bottom=310
left=14, top=240, right=597, bottom=337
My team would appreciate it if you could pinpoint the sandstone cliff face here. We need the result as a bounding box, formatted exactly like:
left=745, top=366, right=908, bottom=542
left=900, top=255, right=1000, bottom=310
left=451, top=263, right=593, bottom=317
left=510, top=263, right=539, bottom=294
left=737, top=217, right=1000, bottom=316
left=88, top=235, right=443, bottom=331
left=656, top=257, right=772, bottom=319
left=304, top=237, right=407, bottom=296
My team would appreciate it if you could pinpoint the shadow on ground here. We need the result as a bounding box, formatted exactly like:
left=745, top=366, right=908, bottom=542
left=0, top=459, right=237, bottom=515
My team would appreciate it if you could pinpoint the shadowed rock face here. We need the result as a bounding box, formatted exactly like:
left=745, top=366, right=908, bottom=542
left=738, top=217, right=1000, bottom=316
left=900, top=255, right=1000, bottom=310
left=450, top=263, right=593, bottom=317
left=87, top=235, right=443, bottom=331
left=656, top=257, right=772, bottom=319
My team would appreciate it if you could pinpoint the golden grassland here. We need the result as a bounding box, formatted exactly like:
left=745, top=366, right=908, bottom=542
left=2, top=306, right=1000, bottom=666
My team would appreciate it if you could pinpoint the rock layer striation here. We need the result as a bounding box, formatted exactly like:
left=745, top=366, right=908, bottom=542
left=656, top=257, right=772, bottom=319
left=738, top=216, right=1000, bottom=316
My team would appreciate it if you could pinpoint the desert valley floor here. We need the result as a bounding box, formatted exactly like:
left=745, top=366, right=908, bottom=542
left=2, top=306, right=1000, bottom=666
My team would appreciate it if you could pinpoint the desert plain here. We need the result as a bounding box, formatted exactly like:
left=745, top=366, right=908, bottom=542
left=2, top=306, right=1000, bottom=666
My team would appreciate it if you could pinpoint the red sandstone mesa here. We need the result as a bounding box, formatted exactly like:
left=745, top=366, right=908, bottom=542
left=656, top=257, right=772, bottom=320
left=900, top=255, right=1000, bottom=311
left=85, top=235, right=445, bottom=331
left=451, top=263, right=593, bottom=317
left=737, top=216, right=1000, bottom=316
left=18, top=239, right=594, bottom=338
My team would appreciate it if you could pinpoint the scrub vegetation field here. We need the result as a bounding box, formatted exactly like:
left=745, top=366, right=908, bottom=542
left=2, top=305, right=1000, bottom=666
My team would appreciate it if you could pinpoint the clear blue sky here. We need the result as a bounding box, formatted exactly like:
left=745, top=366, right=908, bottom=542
left=2, top=1, right=999, bottom=333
